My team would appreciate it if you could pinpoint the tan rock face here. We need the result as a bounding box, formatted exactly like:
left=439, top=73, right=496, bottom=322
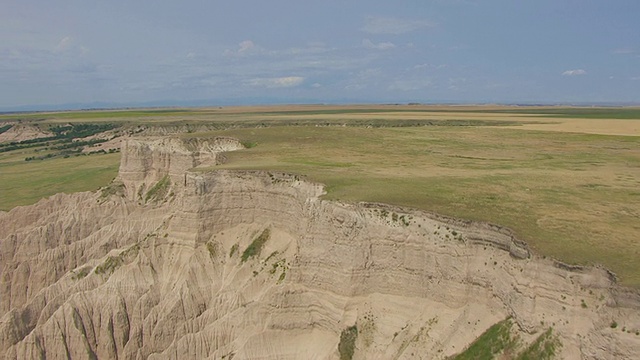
left=117, top=137, right=244, bottom=200
left=0, top=124, right=53, bottom=143
left=1, top=137, right=639, bottom=359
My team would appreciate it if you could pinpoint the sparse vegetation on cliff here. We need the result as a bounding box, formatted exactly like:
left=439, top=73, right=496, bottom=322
left=0, top=124, right=12, bottom=134
left=451, top=319, right=561, bottom=360
left=94, top=255, right=124, bottom=275
left=229, top=244, right=239, bottom=258
left=241, top=228, right=270, bottom=262
left=72, top=266, right=91, bottom=280
left=338, top=325, right=358, bottom=360
left=100, top=182, right=125, bottom=198
left=94, top=243, right=140, bottom=276
left=271, top=259, right=288, bottom=283
left=206, top=242, right=217, bottom=259
left=451, top=319, right=518, bottom=360
left=517, top=328, right=561, bottom=360
left=144, top=175, right=171, bottom=202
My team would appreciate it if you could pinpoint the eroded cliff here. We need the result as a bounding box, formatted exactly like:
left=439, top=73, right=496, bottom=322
left=1, top=137, right=639, bottom=359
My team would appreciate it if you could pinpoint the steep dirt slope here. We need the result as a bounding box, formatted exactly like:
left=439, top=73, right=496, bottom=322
left=0, top=124, right=52, bottom=143
left=1, top=137, right=639, bottom=359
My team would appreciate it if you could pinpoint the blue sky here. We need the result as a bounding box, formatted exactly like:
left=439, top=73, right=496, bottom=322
left=1, top=0, right=639, bottom=110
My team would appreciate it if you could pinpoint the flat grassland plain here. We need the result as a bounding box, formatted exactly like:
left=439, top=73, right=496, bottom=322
left=1, top=105, right=640, bottom=286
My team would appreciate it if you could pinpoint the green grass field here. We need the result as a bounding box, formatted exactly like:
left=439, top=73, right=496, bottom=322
left=2, top=105, right=640, bottom=286
left=0, top=151, right=120, bottom=210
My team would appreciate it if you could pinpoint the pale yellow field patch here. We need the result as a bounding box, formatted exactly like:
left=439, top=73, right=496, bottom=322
left=517, top=118, right=640, bottom=136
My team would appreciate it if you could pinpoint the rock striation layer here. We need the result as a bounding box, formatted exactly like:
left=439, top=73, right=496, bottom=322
left=1, top=137, right=639, bottom=359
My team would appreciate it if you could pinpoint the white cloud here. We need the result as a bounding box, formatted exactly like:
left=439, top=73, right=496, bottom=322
left=562, top=69, right=587, bottom=76
left=224, top=40, right=260, bottom=56
left=356, top=68, right=381, bottom=80
left=447, top=77, right=467, bottom=91
left=389, top=78, right=432, bottom=91
left=362, top=39, right=395, bottom=50
left=238, top=40, right=255, bottom=53
left=361, top=16, right=435, bottom=34
left=345, top=84, right=366, bottom=91
left=283, top=43, right=334, bottom=56
left=247, top=76, right=304, bottom=88
left=631, top=77, right=640, bottom=81
left=414, top=63, right=448, bottom=70
left=54, top=36, right=72, bottom=53
left=613, top=48, right=636, bottom=55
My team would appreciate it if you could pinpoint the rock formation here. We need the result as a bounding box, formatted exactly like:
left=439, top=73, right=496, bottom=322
left=1, top=136, right=639, bottom=359
left=0, top=124, right=52, bottom=143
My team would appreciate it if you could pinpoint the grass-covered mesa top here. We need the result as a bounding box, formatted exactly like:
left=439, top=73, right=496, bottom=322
left=1, top=105, right=639, bottom=286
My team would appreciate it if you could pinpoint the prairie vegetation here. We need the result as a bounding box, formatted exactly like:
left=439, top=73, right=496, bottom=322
left=241, top=228, right=271, bottom=262
left=0, top=152, right=120, bottom=209
left=451, top=318, right=560, bottom=360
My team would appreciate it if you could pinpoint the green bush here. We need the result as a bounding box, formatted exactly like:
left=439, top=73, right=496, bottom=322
left=452, top=319, right=517, bottom=360
left=144, top=175, right=171, bottom=202
left=100, top=182, right=124, bottom=198
left=94, top=255, right=124, bottom=275
left=94, top=243, right=140, bottom=276
left=229, top=244, right=239, bottom=258
left=241, top=229, right=270, bottom=262
left=339, top=325, right=358, bottom=360
left=206, top=242, right=217, bottom=259
left=241, top=141, right=258, bottom=148
left=72, top=266, right=91, bottom=280
left=516, top=328, right=561, bottom=360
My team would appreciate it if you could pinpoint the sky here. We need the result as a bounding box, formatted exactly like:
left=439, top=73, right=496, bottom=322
left=1, top=0, right=639, bottom=110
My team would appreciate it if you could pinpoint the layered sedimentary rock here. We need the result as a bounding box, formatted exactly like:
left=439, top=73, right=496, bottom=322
left=0, top=124, right=53, bottom=143
left=117, top=137, right=243, bottom=199
left=1, top=137, right=639, bottom=359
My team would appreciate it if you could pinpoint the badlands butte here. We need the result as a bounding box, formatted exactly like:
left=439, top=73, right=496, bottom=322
left=1, top=106, right=640, bottom=359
